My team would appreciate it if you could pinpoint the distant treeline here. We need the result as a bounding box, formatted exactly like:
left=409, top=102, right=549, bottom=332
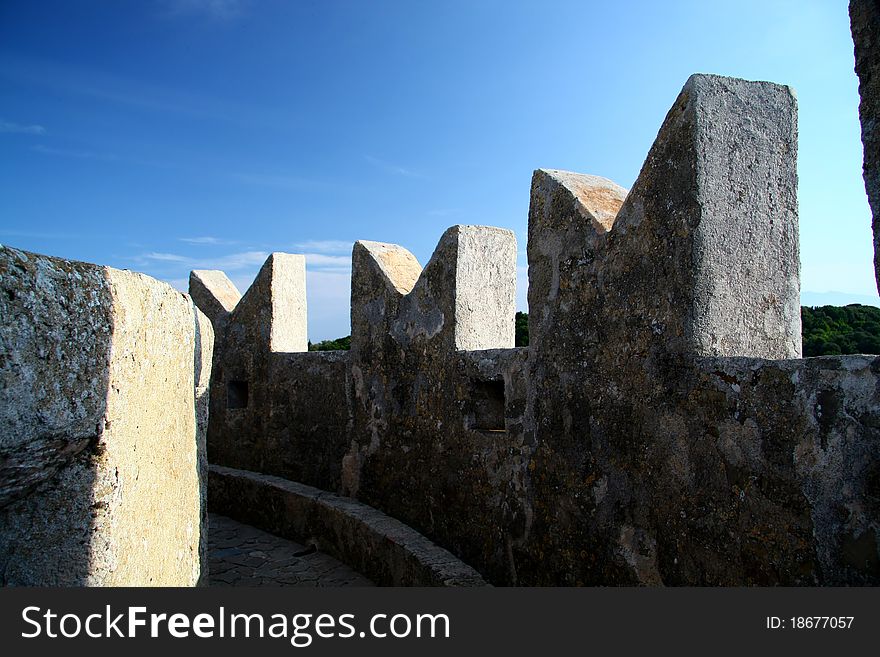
left=308, top=335, right=351, bottom=351
left=308, top=306, right=880, bottom=356
left=801, top=304, right=880, bottom=356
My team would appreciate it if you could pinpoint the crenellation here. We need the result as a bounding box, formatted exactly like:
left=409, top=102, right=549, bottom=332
left=607, top=73, right=801, bottom=360
left=414, top=228, right=512, bottom=348
left=226, top=252, right=307, bottom=354
left=350, top=240, right=422, bottom=360
left=4, top=61, right=880, bottom=587
left=189, top=269, right=242, bottom=332
left=188, top=72, right=878, bottom=585
left=195, top=251, right=311, bottom=475
left=526, top=169, right=627, bottom=359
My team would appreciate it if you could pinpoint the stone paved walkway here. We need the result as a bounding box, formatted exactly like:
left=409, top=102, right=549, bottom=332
left=208, top=513, right=375, bottom=587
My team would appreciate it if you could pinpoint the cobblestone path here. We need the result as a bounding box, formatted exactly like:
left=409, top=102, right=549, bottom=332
left=208, top=513, right=375, bottom=587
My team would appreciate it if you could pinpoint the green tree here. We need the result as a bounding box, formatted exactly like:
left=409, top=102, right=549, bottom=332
left=515, top=311, right=529, bottom=347
left=308, top=335, right=351, bottom=351
left=800, top=304, right=880, bottom=356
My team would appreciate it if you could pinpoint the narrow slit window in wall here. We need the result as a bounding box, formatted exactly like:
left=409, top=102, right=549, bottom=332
left=227, top=380, right=249, bottom=409
left=469, top=379, right=506, bottom=432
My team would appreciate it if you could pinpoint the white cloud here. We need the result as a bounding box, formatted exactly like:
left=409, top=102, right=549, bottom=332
left=167, top=278, right=189, bottom=292
left=292, top=240, right=353, bottom=254
left=144, top=251, right=190, bottom=262
left=137, top=250, right=268, bottom=271
left=304, top=253, right=351, bottom=269
left=306, top=270, right=352, bottom=340
left=0, top=119, right=45, bottom=135
left=229, top=273, right=256, bottom=297
left=140, top=246, right=354, bottom=341
left=138, top=248, right=352, bottom=276
left=201, top=250, right=269, bottom=270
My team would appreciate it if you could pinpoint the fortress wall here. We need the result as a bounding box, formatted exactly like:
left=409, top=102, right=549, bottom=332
left=197, top=72, right=879, bottom=585
left=515, top=74, right=844, bottom=585
left=202, top=253, right=309, bottom=472
left=198, top=253, right=352, bottom=493
left=851, top=0, right=880, bottom=294
left=1, top=246, right=212, bottom=585
left=265, top=350, right=351, bottom=492
left=197, top=228, right=526, bottom=583
left=2, top=35, right=875, bottom=586
left=514, top=350, right=880, bottom=586
left=342, top=226, right=527, bottom=583
left=690, top=355, right=880, bottom=585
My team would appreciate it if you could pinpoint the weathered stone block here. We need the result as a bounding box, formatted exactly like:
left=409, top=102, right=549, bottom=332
left=851, top=0, right=880, bottom=293
left=189, top=269, right=241, bottom=331
left=0, top=246, right=212, bottom=586
left=527, top=170, right=628, bottom=355
left=611, top=74, right=801, bottom=359
left=196, top=252, right=310, bottom=476
left=352, top=226, right=516, bottom=354
left=449, top=226, right=517, bottom=351
left=350, top=240, right=421, bottom=360
left=227, top=253, right=307, bottom=353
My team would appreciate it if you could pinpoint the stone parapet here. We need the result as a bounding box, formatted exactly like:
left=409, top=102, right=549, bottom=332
left=1, top=246, right=212, bottom=585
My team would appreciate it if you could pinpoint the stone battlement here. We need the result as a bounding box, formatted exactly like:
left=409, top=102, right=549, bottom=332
left=3, top=21, right=880, bottom=585
left=190, top=73, right=879, bottom=585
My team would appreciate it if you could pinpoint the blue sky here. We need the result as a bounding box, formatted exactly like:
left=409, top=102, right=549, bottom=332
left=1, top=0, right=877, bottom=340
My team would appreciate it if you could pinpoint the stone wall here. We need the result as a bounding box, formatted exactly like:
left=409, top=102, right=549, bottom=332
left=851, top=0, right=880, bottom=295
left=192, top=255, right=352, bottom=491
left=1, top=246, right=213, bottom=586
left=197, top=73, right=880, bottom=586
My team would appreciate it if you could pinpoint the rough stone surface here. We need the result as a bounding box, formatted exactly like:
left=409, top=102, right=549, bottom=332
left=189, top=269, right=241, bottom=332
left=0, top=246, right=213, bottom=585
left=208, top=513, right=374, bottom=587
left=266, top=254, right=307, bottom=353
left=199, top=252, right=309, bottom=475
left=851, top=0, right=880, bottom=294
left=209, top=465, right=488, bottom=586
left=450, top=226, right=517, bottom=350
left=0, top=247, right=112, bottom=510
left=527, top=170, right=627, bottom=361
left=194, top=306, right=212, bottom=585
left=198, top=74, right=880, bottom=586
left=610, top=74, right=801, bottom=360
left=266, top=351, right=351, bottom=491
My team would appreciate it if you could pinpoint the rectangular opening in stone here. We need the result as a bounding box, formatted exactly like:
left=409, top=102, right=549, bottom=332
left=468, top=379, right=506, bottom=432
left=227, top=380, right=249, bottom=409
